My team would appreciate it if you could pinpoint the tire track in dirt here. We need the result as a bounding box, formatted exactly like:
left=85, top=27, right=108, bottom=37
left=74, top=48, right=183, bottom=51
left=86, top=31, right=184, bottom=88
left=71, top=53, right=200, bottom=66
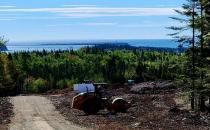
left=9, top=96, right=89, bottom=130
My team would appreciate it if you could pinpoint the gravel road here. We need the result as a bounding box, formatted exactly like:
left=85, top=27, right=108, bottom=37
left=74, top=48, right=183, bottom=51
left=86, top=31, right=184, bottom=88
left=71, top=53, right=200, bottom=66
left=9, top=96, right=88, bottom=130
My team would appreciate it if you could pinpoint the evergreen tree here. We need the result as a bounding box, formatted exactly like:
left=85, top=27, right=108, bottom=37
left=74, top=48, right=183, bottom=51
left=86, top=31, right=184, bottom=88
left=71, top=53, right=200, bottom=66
left=169, top=0, right=210, bottom=112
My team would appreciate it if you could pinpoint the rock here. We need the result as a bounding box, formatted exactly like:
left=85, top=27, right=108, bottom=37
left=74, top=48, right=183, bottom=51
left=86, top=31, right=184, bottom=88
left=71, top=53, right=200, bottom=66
left=182, top=118, right=187, bottom=121
left=169, top=106, right=181, bottom=113
left=131, top=123, right=140, bottom=128
left=130, top=82, right=155, bottom=94
left=156, top=81, right=176, bottom=90
left=200, top=116, right=209, bottom=124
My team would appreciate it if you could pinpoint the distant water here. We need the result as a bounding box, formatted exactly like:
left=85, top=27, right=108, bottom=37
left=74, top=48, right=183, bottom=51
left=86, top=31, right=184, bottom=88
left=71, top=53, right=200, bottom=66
left=7, top=39, right=179, bottom=52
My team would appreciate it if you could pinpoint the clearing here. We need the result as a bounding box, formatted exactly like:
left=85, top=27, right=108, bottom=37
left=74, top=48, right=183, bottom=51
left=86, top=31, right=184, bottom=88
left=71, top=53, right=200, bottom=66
left=48, top=84, right=210, bottom=130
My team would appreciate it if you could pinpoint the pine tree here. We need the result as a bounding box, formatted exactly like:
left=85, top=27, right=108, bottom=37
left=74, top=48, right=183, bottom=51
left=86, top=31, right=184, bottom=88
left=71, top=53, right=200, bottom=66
left=168, top=0, right=204, bottom=111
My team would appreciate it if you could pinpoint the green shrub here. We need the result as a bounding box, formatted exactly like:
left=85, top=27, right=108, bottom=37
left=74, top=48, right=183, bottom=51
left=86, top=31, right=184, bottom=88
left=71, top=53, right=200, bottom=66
left=23, top=77, right=48, bottom=93
left=91, top=75, right=105, bottom=83
left=56, top=79, right=67, bottom=89
left=23, top=77, right=35, bottom=93
left=33, top=78, right=48, bottom=93
left=56, top=79, right=76, bottom=90
left=66, top=79, right=77, bottom=90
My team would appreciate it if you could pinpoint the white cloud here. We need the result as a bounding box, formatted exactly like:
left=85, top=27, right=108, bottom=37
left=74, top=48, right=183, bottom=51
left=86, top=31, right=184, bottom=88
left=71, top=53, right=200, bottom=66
left=119, top=24, right=161, bottom=28
left=0, top=6, right=16, bottom=8
left=46, top=22, right=174, bottom=28
left=0, top=18, right=16, bottom=21
left=0, top=7, right=179, bottom=19
left=118, top=23, right=178, bottom=28
left=84, top=22, right=118, bottom=26
left=62, top=5, right=97, bottom=7
left=47, top=22, right=118, bottom=27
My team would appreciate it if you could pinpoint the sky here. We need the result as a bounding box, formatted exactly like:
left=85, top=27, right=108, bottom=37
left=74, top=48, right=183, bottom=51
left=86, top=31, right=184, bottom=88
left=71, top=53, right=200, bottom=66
left=0, top=0, right=185, bottom=42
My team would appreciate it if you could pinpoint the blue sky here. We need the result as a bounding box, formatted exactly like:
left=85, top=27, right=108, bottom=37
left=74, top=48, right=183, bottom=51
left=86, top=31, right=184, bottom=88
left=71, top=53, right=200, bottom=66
left=0, top=0, right=184, bottom=42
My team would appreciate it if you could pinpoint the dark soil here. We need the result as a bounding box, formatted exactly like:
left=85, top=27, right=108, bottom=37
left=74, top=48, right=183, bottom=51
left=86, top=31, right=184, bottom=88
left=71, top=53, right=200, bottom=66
left=48, top=84, right=210, bottom=130
left=0, top=97, right=13, bottom=130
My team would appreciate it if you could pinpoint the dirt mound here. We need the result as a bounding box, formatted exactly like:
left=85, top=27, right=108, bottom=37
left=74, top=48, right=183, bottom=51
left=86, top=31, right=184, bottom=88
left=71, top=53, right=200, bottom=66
left=48, top=83, right=210, bottom=130
left=130, top=81, right=176, bottom=94
left=0, top=97, right=13, bottom=130
left=46, top=88, right=72, bottom=95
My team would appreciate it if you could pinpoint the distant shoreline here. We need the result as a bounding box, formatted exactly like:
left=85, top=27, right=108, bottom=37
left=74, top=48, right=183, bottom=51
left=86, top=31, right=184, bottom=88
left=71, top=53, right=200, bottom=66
left=0, top=44, right=8, bottom=51
left=8, top=39, right=177, bottom=47
left=40, top=42, right=128, bottom=46
left=5, top=39, right=185, bottom=52
left=5, top=43, right=186, bottom=53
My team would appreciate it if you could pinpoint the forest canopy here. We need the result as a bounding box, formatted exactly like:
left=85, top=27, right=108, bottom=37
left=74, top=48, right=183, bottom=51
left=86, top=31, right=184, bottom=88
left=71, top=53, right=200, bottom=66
left=0, top=48, right=184, bottom=95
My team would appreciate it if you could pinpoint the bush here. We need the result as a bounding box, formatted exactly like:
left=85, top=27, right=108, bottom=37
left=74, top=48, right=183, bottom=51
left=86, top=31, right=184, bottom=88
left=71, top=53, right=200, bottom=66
left=56, top=80, right=67, bottom=89
left=23, top=77, right=48, bottom=93
left=56, top=79, right=76, bottom=90
left=23, top=77, right=35, bottom=93
left=33, top=78, right=48, bottom=93
left=92, top=75, right=105, bottom=83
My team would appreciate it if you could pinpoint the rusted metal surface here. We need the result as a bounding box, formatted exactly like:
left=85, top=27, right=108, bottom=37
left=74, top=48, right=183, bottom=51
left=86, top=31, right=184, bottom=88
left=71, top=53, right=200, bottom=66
left=72, top=82, right=131, bottom=114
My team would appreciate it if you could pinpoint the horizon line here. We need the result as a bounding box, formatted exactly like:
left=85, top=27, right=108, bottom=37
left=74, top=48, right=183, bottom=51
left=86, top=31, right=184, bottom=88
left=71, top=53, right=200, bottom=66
left=9, top=38, right=174, bottom=43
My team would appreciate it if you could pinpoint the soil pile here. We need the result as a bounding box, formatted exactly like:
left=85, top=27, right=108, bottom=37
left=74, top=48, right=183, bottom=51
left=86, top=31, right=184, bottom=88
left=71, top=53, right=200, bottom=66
left=48, top=82, right=210, bottom=130
left=0, top=97, right=13, bottom=130
left=130, top=80, right=176, bottom=94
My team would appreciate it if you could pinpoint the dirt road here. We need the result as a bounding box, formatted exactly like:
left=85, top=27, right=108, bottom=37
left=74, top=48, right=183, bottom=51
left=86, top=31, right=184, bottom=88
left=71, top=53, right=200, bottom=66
left=9, top=96, right=88, bottom=130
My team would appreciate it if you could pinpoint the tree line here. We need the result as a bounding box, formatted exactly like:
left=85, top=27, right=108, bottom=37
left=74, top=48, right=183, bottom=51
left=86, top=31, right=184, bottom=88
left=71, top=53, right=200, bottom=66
left=0, top=48, right=183, bottom=95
